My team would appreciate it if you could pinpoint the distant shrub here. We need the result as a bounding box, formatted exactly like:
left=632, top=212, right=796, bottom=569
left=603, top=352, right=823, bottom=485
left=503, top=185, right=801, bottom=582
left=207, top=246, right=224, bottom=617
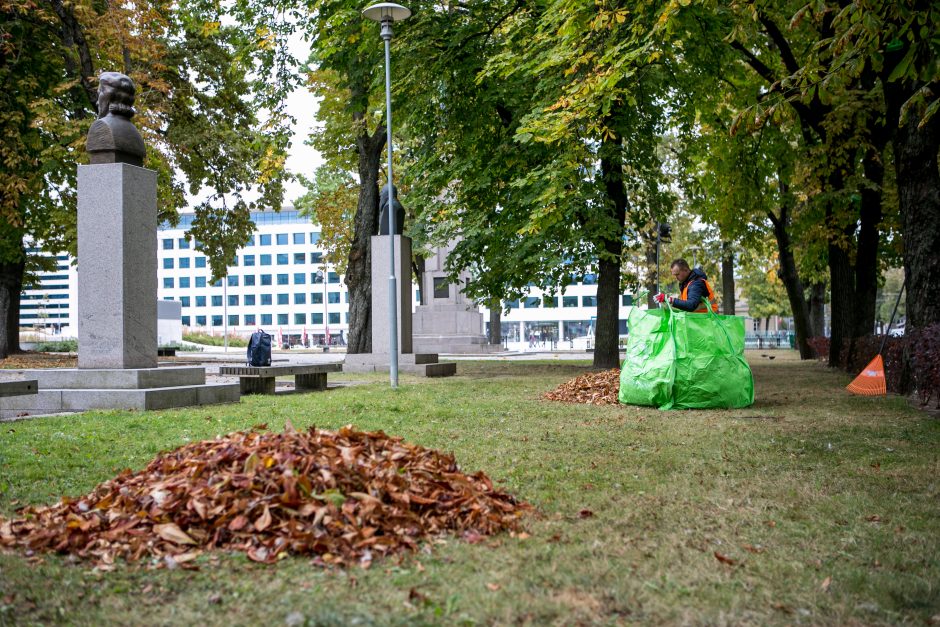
left=807, top=336, right=829, bottom=360
left=183, top=332, right=248, bottom=348
left=33, top=339, right=78, bottom=352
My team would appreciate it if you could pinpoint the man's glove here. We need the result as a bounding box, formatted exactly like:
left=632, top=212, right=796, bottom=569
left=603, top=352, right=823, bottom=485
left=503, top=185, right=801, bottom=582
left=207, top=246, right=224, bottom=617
left=654, top=292, right=667, bottom=303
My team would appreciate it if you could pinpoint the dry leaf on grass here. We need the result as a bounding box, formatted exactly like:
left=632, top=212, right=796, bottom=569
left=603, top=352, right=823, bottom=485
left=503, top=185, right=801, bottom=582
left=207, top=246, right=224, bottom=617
left=542, top=369, right=621, bottom=405
left=0, top=425, right=530, bottom=568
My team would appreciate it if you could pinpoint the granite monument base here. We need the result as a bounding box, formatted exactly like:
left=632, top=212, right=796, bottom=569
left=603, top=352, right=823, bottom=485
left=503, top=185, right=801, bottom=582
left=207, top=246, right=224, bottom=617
left=412, top=303, right=503, bottom=354
left=343, top=353, right=457, bottom=377
left=0, top=367, right=240, bottom=420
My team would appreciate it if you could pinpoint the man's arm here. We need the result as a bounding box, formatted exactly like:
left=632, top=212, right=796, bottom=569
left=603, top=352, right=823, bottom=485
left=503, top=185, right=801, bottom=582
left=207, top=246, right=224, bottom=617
left=670, top=279, right=706, bottom=312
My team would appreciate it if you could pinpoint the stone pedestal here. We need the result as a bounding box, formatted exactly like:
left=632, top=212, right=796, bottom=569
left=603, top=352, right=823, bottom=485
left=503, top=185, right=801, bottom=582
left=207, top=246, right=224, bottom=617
left=77, top=163, right=157, bottom=369
left=412, top=239, right=502, bottom=354
left=343, top=235, right=455, bottom=377
left=370, top=235, right=413, bottom=355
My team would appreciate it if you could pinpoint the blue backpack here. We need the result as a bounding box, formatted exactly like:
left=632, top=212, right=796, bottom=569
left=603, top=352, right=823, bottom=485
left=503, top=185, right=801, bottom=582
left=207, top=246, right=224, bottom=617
left=246, top=330, right=272, bottom=367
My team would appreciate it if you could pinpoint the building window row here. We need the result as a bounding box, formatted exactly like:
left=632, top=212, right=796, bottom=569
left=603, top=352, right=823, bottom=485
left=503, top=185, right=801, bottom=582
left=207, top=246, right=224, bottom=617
left=185, top=311, right=346, bottom=327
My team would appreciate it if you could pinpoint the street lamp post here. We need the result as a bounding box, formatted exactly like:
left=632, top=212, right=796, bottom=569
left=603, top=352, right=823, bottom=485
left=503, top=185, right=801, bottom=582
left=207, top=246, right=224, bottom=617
left=363, top=2, right=411, bottom=389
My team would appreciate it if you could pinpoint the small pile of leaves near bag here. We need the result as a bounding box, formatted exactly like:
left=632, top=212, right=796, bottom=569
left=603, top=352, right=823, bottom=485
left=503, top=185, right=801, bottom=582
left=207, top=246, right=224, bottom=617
left=0, top=423, right=530, bottom=569
left=542, top=369, right=621, bottom=405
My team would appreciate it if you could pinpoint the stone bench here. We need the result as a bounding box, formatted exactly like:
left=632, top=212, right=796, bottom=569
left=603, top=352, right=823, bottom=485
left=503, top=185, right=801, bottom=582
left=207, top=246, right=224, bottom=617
left=218, top=364, right=342, bottom=395
left=0, top=380, right=39, bottom=398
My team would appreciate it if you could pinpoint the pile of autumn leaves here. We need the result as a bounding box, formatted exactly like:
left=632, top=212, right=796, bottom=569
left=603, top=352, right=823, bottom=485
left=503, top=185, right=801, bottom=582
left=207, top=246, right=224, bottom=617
left=0, top=424, right=529, bottom=568
left=542, top=369, right=621, bottom=405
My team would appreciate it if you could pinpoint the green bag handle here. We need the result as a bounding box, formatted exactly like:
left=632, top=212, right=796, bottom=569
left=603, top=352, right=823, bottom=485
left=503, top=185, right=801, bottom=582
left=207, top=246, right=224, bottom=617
left=659, top=299, right=678, bottom=410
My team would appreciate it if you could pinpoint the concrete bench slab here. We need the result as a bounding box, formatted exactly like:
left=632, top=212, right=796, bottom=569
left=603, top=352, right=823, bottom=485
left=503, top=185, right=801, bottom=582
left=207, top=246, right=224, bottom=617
left=0, top=380, right=39, bottom=398
left=218, top=363, right=342, bottom=395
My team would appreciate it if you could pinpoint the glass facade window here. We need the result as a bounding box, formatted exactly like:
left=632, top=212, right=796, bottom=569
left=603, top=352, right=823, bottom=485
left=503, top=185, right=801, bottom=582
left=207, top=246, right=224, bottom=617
left=212, top=295, right=222, bottom=307
left=328, top=272, right=340, bottom=284
left=582, top=295, right=597, bottom=307
left=261, top=314, right=272, bottom=326
left=309, top=232, right=320, bottom=244
left=261, top=274, right=272, bottom=286
left=243, top=255, right=255, bottom=266
left=232, top=256, right=239, bottom=267
left=179, top=277, right=190, bottom=288
left=213, top=279, right=222, bottom=287
left=277, top=293, right=289, bottom=305
left=277, top=313, right=288, bottom=325
left=246, top=235, right=255, bottom=246
left=260, top=234, right=272, bottom=246
left=244, top=294, right=256, bottom=306
left=260, top=254, right=272, bottom=266
left=276, top=253, right=288, bottom=265
left=582, top=273, right=597, bottom=285
left=178, top=238, right=190, bottom=249
left=328, top=292, right=341, bottom=304
left=228, top=295, right=238, bottom=307
left=212, top=315, right=223, bottom=326
left=196, top=257, right=206, bottom=268
left=563, top=295, right=578, bottom=307
left=294, top=313, right=306, bottom=324
left=244, top=314, right=256, bottom=326
left=312, top=312, right=323, bottom=324
left=622, top=294, right=633, bottom=306
left=312, top=292, right=323, bottom=304
left=293, top=232, right=304, bottom=245
left=196, top=296, right=206, bottom=307
left=277, top=274, right=289, bottom=285
left=524, top=297, right=540, bottom=308
left=180, top=296, right=190, bottom=307
left=261, top=294, right=272, bottom=306
left=543, top=296, right=558, bottom=308
left=196, top=316, right=207, bottom=326
left=294, top=252, right=305, bottom=264
left=182, top=316, right=190, bottom=326
left=179, top=257, right=190, bottom=269
left=244, top=275, right=256, bottom=286
left=295, top=293, right=306, bottom=304
left=276, top=233, right=288, bottom=245
left=328, top=312, right=340, bottom=325
left=505, top=300, right=519, bottom=309
left=163, top=258, right=174, bottom=269
left=563, top=320, right=594, bottom=341
left=310, top=252, right=322, bottom=263
left=163, top=278, right=174, bottom=289
left=195, top=276, right=206, bottom=288
left=227, top=276, right=238, bottom=287
left=294, top=273, right=306, bottom=285
left=162, top=239, right=174, bottom=250
left=228, top=315, right=239, bottom=326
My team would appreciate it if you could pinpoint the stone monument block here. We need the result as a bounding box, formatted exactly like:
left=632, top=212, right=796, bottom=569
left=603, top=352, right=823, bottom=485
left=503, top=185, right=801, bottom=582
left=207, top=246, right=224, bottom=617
left=370, top=235, right=413, bottom=354
left=77, top=163, right=157, bottom=369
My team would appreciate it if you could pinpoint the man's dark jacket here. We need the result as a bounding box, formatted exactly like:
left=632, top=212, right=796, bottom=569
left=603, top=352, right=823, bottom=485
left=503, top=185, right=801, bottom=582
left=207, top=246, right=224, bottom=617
left=672, top=267, right=711, bottom=312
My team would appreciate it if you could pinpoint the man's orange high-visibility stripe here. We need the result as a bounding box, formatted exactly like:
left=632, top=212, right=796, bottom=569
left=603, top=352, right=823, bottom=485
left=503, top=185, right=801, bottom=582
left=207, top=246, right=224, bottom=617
left=681, top=278, right=719, bottom=313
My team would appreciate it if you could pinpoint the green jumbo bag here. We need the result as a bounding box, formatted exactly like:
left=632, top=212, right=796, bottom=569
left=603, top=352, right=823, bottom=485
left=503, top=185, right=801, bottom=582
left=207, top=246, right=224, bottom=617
left=618, top=301, right=754, bottom=410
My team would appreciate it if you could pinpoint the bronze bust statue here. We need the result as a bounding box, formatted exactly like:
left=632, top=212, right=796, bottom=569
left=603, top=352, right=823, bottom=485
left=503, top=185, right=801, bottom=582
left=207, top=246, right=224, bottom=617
left=86, top=72, right=146, bottom=166
left=378, top=183, right=405, bottom=235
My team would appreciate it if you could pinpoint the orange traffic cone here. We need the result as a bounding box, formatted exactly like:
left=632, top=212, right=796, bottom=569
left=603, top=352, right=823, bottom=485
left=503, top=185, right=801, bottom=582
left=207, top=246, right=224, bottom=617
left=846, top=354, right=887, bottom=396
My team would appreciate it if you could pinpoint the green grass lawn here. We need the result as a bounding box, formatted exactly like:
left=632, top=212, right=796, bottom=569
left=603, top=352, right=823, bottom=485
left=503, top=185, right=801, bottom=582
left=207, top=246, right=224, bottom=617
left=1, top=352, right=938, bottom=625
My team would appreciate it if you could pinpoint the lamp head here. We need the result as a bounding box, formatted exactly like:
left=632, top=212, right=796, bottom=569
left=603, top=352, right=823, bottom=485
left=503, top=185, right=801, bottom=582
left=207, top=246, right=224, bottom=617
left=363, top=3, right=410, bottom=38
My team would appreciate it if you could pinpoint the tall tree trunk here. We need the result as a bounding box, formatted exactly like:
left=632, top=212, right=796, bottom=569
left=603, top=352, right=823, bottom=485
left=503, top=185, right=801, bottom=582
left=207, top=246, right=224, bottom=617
left=0, top=254, right=25, bottom=360
left=809, top=281, right=826, bottom=336
left=488, top=299, right=501, bottom=345
left=827, top=239, right=856, bottom=368
left=644, top=234, right=658, bottom=308
left=768, top=204, right=813, bottom=359
left=345, top=127, right=385, bottom=354
left=853, top=147, right=885, bottom=337
left=721, top=241, right=735, bottom=316
left=594, top=134, right=628, bottom=370
left=895, top=109, right=940, bottom=331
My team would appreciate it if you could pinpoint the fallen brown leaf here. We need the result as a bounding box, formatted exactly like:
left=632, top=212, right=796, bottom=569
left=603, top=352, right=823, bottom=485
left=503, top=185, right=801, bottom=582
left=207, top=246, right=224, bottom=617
left=714, top=551, right=739, bottom=566
left=820, top=576, right=832, bottom=592
left=578, top=509, right=594, bottom=519
left=485, top=583, right=501, bottom=591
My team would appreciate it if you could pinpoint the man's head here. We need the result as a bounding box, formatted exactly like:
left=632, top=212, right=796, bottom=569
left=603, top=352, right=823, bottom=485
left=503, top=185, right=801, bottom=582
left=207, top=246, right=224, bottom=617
left=96, top=72, right=136, bottom=119
left=670, top=258, right=692, bottom=284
